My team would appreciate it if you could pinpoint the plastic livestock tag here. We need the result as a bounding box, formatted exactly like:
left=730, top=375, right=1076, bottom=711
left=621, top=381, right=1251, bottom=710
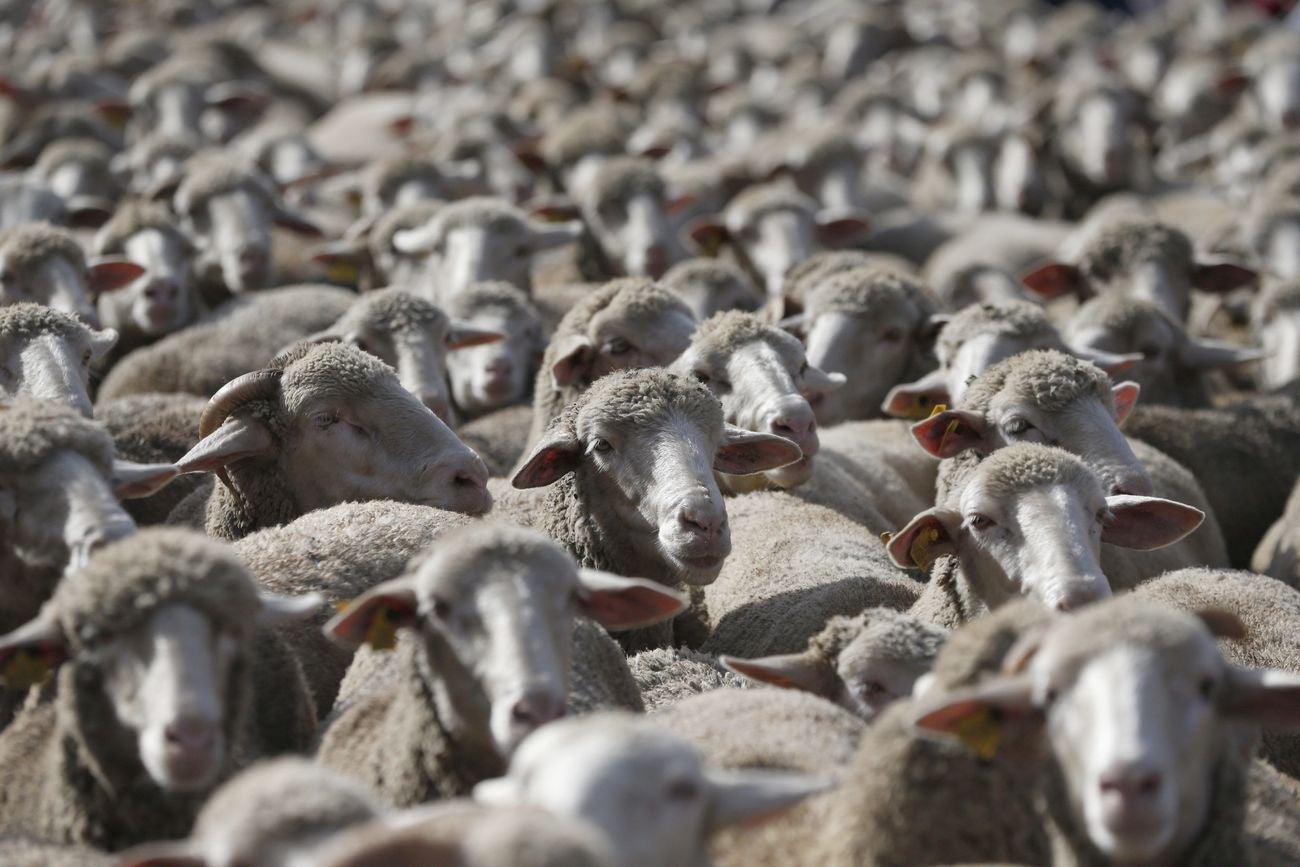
left=1, top=647, right=53, bottom=690
left=928, top=404, right=948, bottom=418
left=365, top=606, right=402, bottom=651
left=954, top=707, right=1001, bottom=760
left=910, top=527, right=941, bottom=571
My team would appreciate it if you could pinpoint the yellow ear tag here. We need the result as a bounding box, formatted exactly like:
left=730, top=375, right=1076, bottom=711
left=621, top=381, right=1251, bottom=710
left=953, top=707, right=1001, bottom=760
left=364, top=606, right=401, bottom=651
left=2, top=648, right=52, bottom=690
left=910, top=527, right=941, bottom=571
left=325, top=261, right=360, bottom=286
left=880, top=531, right=893, bottom=544
left=928, top=403, right=949, bottom=418
left=700, top=232, right=723, bottom=258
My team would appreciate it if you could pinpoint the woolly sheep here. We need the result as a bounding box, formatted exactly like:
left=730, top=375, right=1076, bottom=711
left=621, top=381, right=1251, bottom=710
left=115, top=757, right=383, bottom=866
left=474, top=712, right=831, bottom=867
left=1065, top=294, right=1266, bottom=407
left=442, top=281, right=546, bottom=421
left=0, top=528, right=321, bottom=850
left=722, top=608, right=949, bottom=722
left=29, top=137, right=120, bottom=223
left=914, top=598, right=1300, bottom=866
left=524, top=278, right=697, bottom=450
left=1254, top=478, right=1300, bottom=589
left=799, top=267, right=944, bottom=426
left=0, top=839, right=111, bottom=866
left=891, top=443, right=1204, bottom=626
left=316, top=522, right=687, bottom=806
left=96, top=393, right=205, bottom=526
left=507, top=368, right=803, bottom=651
left=1021, top=220, right=1256, bottom=323
left=921, top=215, right=1072, bottom=310
left=570, top=156, right=688, bottom=280
left=1251, top=278, right=1300, bottom=389
left=0, top=302, right=117, bottom=416
left=459, top=404, right=535, bottom=478
left=162, top=341, right=490, bottom=540
left=628, top=647, right=750, bottom=712
left=1122, top=389, right=1300, bottom=565
left=0, top=221, right=143, bottom=327
left=661, top=258, right=763, bottom=321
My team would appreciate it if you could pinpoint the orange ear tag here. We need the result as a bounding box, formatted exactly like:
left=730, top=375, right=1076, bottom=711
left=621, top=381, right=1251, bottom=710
left=953, top=707, right=1001, bottom=760
left=910, top=527, right=941, bottom=571
left=1, top=647, right=53, bottom=690
left=364, top=606, right=402, bottom=651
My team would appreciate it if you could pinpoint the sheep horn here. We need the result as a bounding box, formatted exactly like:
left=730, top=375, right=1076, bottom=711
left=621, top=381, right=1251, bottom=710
left=199, top=369, right=283, bottom=438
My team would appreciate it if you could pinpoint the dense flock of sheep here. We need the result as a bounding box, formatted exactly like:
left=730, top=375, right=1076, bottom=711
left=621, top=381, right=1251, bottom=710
left=3, top=0, right=1300, bottom=864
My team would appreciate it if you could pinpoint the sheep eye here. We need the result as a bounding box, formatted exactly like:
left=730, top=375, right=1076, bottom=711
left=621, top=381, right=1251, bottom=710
left=694, top=369, right=711, bottom=385
left=857, top=681, right=886, bottom=699
left=1095, top=508, right=1109, bottom=525
left=589, top=437, right=612, bottom=454
left=666, top=779, right=700, bottom=801
left=82, top=349, right=93, bottom=365
left=1044, top=686, right=1059, bottom=705
left=968, top=514, right=995, bottom=531
left=431, top=598, right=452, bottom=619
left=1003, top=417, right=1032, bottom=436
left=514, top=243, right=530, bottom=258
left=350, top=336, right=371, bottom=354
left=1198, top=676, right=1215, bottom=699
left=606, top=337, right=632, bottom=355
left=313, top=411, right=339, bottom=428
left=799, top=360, right=809, bottom=377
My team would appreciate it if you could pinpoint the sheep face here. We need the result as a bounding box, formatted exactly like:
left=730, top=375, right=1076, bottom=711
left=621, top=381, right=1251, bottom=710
left=0, top=315, right=116, bottom=415
left=888, top=446, right=1203, bottom=612
left=103, top=227, right=197, bottom=337
left=546, top=293, right=697, bottom=395
left=98, top=603, right=242, bottom=793
left=1060, top=90, right=1141, bottom=189
left=1254, top=56, right=1300, bottom=133
left=182, top=185, right=276, bottom=293
left=1, top=449, right=134, bottom=575
left=804, top=305, right=930, bottom=426
left=584, top=186, right=681, bottom=280
left=0, top=228, right=142, bottom=329
left=916, top=603, right=1300, bottom=865
left=447, top=305, right=543, bottom=418
left=475, top=715, right=828, bottom=867
left=993, top=133, right=1051, bottom=217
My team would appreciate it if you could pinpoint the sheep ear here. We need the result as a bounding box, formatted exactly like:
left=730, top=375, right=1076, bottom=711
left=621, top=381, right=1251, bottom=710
left=801, top=364, right=845, bottom=396
left=705, top=769, right=835, bottom=832
left=686, top=217, right=729, bottom=257
left=549, top=333, right=595, bottom=388
left=446, top=321, right=505, bottom=350
left=883, top=368, right=950, bottom=420
left=111, top=458, right=180, bottom=499
left=1102, top=495, right=1204, bottom=550
left=1221, top=667, right=1300, bottom=729
left=1073, top=346, right=1142, bottom=375
left=113, top=841, right=205, bottom=867
left=910, top=409, right=986, bottom=457
left=1196, top=608, right=1247, bottom=640
left=256, top=591, right=325, bottom=627
left=1111, top=381, right=1140, bottom=425
left=391, top=223, right=440, bottom=256
left=714, top=426, right=803, bottom=475
left=272, top=207, right=324, bottom=238
left=311, top=241, right=372, bottom=286
left=911, top=675, right=1036, bottom=758
left=89, top=327, right=119, bottom=362
left=474, top=776, right=524, bottom=807
left=0, top=612, right=67, bottom=691
left=1021, top=262, right=1083, bottom=300
left=512, top=432, right=582, bottom=489
left=529, top=219, right=584, bottom=250
left=174, top=416, right=277, bottom=475
left=721, top=652, right=833, bottom=695
left=87, top=257, right=146, bottom=294
left=886, top=508, right=959, bottom=571
left=574, top=568, right=688, bottom=629
left=205, top=79, right=269, bottom=111
left=1191, top=261, right=1257, bottom=294
left=814, top=208, right=872, bottom=248
left=1178, top=337, right=1269, bottom=370
left=324, top=578, right=419, bottom=649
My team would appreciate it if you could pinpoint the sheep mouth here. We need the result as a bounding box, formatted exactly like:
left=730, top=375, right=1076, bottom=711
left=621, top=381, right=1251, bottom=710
left=766, top=455, right=813, bottom=488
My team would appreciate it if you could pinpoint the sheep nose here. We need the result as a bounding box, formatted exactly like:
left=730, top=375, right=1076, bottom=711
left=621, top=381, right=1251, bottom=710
left=768, top=399, right=818, bottom=452
left=237, top=246, right=268, bottom=278
left=144, top=279, right=179, bottom=303
left=1100, top=762, right=1164, bottom=802
left=486, top=357, right=513, bottom=377
left=165, top=718, right=218, bottom=756
left=510, top=691, right=565, bottom=729
left=644, top=243, right=670, bottom=277
left=678, top=502, right=723, bottom=540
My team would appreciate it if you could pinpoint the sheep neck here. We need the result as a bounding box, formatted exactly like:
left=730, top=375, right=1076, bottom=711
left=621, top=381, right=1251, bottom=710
left=206, top=457, right=299, bottom=541
left=408, top=639, right=505, bottom=797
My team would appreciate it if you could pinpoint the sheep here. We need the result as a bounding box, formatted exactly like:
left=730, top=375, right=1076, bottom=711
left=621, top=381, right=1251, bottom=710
left=1065, top=294, right=1266, bottom=407
left=507, top=368, right=803, bottom=651
left=1021, top=220, right=1256, bottom=324
left=114, top=757, right=383, bottom=866
left=798, top=267, right=944, bottom=426
left=381, top=196, right=583, bottom=302
left=0, top=839, right=111, bottom=866
left=172, top=152, right=322, bottom=299
left=358, top=152, right=478, bottom=217
left=309, top=200, right=444, bottom=293
left=459, top=405, right=536, bottom=478
left=922, top=215, right=1073, bottom=310
left=1255, top=478, right=1300, bottom=589
left=316, top=521, right=688, bottom=807
left=90, top=200, right=200, bottom=358
left=0, top=176, right=73, bottom=230
left=913, top=597, right=1300, bottom=866
left=628, top=647, right=750, bottom=712
left=668, top=310, right=846, bottom=493
left=0, top=528, right=321, bottom=851
left=883, top=300, right=1142, bottom=418
left=1132, top=567, right=1300, bottom=778
left=1251, top=278, right=1300, bottom=389
left=29, top=137, right=120, bottom=222
left=891, top=443, right=1204, bottom=627
left=911, top=349, right=1230, bottom=571
left=95, top=393, right=205, bottom=527
left=0, top=302, right=117, bottom=416
left=442, top=281, right=546, bottom=421
left=0, top=221, right=143, bottom=327
left=721, top=609, right=950, bottom=722
left=524, top=277, right=697, bottom=450
left=686, top=179, right=871, bottom=300
left=160, top=341, right=490, bottom=539
left=1122, top=389, right=1300, bottom=566
left=661, top=258, right=764, bottom=321
left=570, top=156, right=688, bottom=280
left=473, top=712, right=831, bottom=867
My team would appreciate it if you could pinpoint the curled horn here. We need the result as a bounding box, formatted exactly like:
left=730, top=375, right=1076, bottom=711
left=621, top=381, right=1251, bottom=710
left=199, top=369, right=284, bottom=438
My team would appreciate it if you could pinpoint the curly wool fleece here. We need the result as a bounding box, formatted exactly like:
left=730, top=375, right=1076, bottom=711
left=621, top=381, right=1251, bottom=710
left=960, top=349, right=1114, bottom=416
left=0, top=399, right=112, bottom=477
left=935, top=301, right=1058, bottom=366
left=1076, top=220, right=1194, bottom=284
left=0, top=223, right=86, bottom=278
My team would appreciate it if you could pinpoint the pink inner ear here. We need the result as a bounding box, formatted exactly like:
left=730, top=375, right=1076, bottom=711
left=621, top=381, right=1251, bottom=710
left=1112, top=382, right=1140, bottom=424
left=910, top=411, right=983, bottom=458
left=914, top=696, right=988, bottom=734
left=581, top=585, right=686, bottom=630
left=1021, top=262, right=1080, bottom=299
left=88, top=259, right=146, bottom=293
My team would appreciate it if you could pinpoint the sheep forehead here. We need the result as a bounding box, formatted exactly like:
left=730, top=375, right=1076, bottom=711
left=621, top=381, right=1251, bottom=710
left=176, top=155, right=272, bottom=212
left=372, top=201, right=444, bottom=254
left=34, top=137, right=112, bottom=174
left=416, top=524, right=577, bottom=602
left=1077, top=221, right=1194, bottom=282
left=0, top=302, right=88, bottom=344
left=584, top=282, right=693, bottom=338
left=691, top=310, right=797, bottom=358
left=591, top=158, right=666, bottom=207
left=784, top=250, right=875, bottom=293
left=345, top=289, right=448, bottom=336
left=570, top=369, right=723, bottom=442
left=0, top=398, right=113, bottom=477
left=937, top=301, right=1055, bottom=363
left=445, top=281, right=538, bottom=322
left=725, top=182, right=818, bottom=230
left=807, top=268, right=929, bottom=320
left=52, top=528, right=260, bottom=646
left=966, top=443, right=1100, bottom=504
left=543, top=108, right=625, bottom=168
left=961, top=349, right=1112, bottom=416
left=0, top=222, right=85, bottom=275
left=1073, top=295, right=1177, bottom=339
left=95, top=200, right=184, bottom=254
left=434, top=198, right=529, bottom=238
left=277, top=343, right=403, bottom=412
left=370, top=156, right=443, bottom=199
left=662, top=259, right=750, bottom=294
